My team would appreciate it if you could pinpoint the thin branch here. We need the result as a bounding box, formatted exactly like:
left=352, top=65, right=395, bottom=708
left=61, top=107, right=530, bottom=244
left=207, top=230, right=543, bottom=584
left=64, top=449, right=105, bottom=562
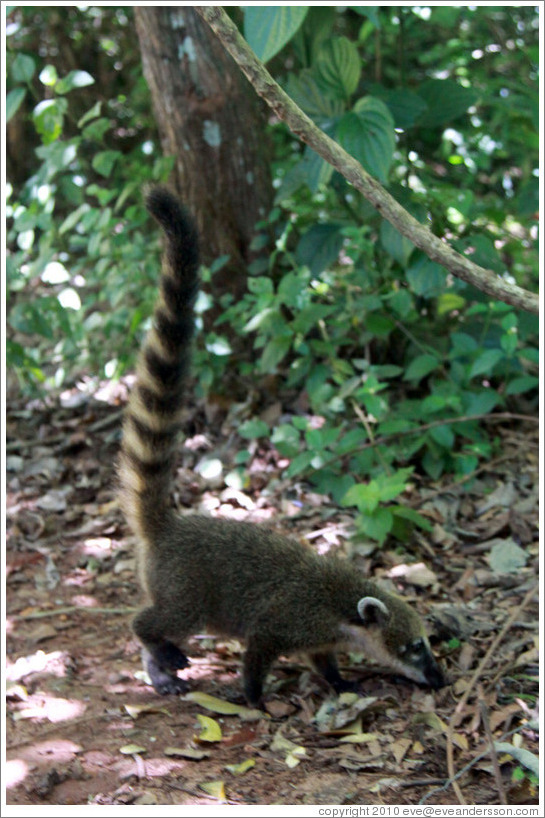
left=322, top=411, right=538, bottom=471
left=10, top=606, right=137, bottom=620
left=195, top=7, right=538, bottom=316
left=479, top=693, right=509, bottom=805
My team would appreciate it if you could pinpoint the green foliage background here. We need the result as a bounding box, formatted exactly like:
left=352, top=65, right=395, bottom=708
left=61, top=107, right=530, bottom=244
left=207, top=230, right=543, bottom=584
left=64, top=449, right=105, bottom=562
left=6, top=5, right=539, bottom=544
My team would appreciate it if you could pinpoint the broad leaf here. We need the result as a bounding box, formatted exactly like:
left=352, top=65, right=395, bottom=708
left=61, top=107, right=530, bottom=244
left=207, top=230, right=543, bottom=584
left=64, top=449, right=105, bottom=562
left=11, top=53, right=36, bottom=83
left=6, top=88, right=26, bottom=122
left=380, top=220, right=414, bottom=266
left=404, top=354, right=440, bottom=383
left=316, top=36, right=361, bottom=99
left=416, top=79, right=478, bottom=128
left=295, top=223, right=344, bottom=275
left=406, top=256, right=448, bottom=298
left=337, top=98, right=394, bottom=182
left=244, top=6, right=308, bottom=63
left=55, top=70, right=95, bottom=94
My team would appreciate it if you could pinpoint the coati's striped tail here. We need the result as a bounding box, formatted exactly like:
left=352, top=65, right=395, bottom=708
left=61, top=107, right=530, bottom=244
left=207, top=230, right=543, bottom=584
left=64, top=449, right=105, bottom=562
left=118, top=186, right=199, bottom=546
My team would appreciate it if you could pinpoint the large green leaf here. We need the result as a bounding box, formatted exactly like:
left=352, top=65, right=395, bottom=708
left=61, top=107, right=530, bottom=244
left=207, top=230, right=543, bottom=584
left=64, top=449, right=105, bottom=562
left=244, top=6, right=308, bottom=63
left=55, top=69, right=95, bottom=94
left=336, top=98, right=394, bottom=182
left=404, top=354, right=441, bottom=383
left=92, top=150, right=121, bottom=178
left=32, top=98, right=67, bottom=144
left=415, top=79, right=478, bottom=128
left=11, top=52, right=36, bottom=83
left=369, top=86, right=429, bottom=129
left=295, top=223, right=344, bottom=275
left=349, top=6, right=382, bottom=28
left=6, top=88, right=26, bottom=122
left=380, top=220, right=414, bottom=266
left=469, top=349, right=504, bottom=378
left=285, top=70, right=344, bottom=120
left=406, top=255, right=448, bottom=298
left=299, top=146, right=334, bottom=193
left=316, top=37, right=361, bottom=99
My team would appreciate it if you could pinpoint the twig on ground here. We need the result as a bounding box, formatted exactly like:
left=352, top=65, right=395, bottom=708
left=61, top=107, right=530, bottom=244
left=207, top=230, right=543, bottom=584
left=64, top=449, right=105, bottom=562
left=445, top=583, right=537, bottom=805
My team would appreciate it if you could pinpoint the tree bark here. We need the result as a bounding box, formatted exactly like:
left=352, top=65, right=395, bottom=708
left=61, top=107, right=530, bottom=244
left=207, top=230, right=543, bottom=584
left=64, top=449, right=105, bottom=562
left=134, top=7, right=272, bottom=289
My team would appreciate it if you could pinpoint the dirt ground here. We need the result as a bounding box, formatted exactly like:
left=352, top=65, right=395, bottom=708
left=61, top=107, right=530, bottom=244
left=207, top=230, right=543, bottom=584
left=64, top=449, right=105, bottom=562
left=5, top=387, right=540, bottom=807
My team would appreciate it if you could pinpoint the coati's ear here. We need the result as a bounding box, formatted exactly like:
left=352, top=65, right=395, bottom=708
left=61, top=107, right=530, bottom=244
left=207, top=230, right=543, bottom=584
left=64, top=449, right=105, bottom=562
left=357, top=596, right=390, bottom=627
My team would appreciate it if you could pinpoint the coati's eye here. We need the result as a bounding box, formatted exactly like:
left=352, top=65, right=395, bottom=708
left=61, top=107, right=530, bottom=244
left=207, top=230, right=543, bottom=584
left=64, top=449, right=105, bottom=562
left=399, top=637, right=425, bottom=657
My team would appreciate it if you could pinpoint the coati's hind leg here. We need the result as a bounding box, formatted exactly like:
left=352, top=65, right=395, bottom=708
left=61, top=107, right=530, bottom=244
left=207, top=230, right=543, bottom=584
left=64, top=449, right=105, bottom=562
left=133, top=606, right=191, bottom=696
left=310, top=651, right=360, bottom=695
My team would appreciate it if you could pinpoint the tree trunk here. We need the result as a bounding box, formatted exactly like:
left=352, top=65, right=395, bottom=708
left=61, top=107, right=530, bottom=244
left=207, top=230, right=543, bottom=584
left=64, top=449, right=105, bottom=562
left=134, top=7, right=272, bottom=291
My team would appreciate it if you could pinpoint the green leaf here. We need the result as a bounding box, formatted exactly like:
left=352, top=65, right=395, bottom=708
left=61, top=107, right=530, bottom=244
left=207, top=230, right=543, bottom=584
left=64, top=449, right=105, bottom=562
left=392, top=505, right=433, bottom=532
left=437, top=293, right=466, bottom=315
left=39, top=64, right=58, bottom=86
left=387, top=288, right=413, bottom=318
left=349, top=6, right=381, bottom=27
left=365, top=312, right=395, bottom=338
left=493, top=743, right=539, bottom=778
left=369, top=86, right=428, bottom=129
left=92, top=150, right=121, bottom=178
left=298, top=146, right=334, bottom=193
left=260, top=333, right=292, bottom=372
left=455, top=234, right=504, bottom=273
left=404, top=354, right=440, bottom=383
left=238, top=419, right=270, bottom=440
left=244, top=6, right=308, bottom=63
left=285, top=70, right=344, bottom=120
left=415, top=79, right=478, bottom=128
left=82, top=117, right=112, bottom=141
left=450, top=332, right=478, bottom=356
left=505, top=376, right=539, bottom=395
left=6, top=87, right=26, bottom=122
left=32, top=98, right=67, bottom=144
left=11, top=53, right=36, bottom=83
left=271, top=424, right=300, bottom=458
left=380, top=220, right=414, bottom=266
left=469, top=349, right=504, bottom=378
left=286, top=450, right=316, bottom=477
left=406, top=256, right=448, bottom=298
left=316, top=36, right=361, bottom=99
left=55, top=69, right=95, bottom=94
left=462, top=389, right=500, bottom=416
left=337, top=98, right=395, bottom=183
left=59, top=203, right=91, bottom=235
left=295, top=224, right=344, bottom=275
left=357, top=507, right=393, bottom=544
left=78, top=100, right=102, bottom=127
left=429, top=424, right=455, bottom=448
left=342, top=481, right=381, bottom=513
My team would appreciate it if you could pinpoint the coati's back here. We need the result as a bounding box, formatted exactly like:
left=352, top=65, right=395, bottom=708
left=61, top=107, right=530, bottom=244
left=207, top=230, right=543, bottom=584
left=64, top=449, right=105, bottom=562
left=119, top=187, right=446, bottom=704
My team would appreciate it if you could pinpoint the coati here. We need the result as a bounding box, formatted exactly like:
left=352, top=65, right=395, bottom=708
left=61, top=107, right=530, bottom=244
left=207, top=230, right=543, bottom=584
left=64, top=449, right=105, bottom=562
left=118, top=186, right=446, bottom=706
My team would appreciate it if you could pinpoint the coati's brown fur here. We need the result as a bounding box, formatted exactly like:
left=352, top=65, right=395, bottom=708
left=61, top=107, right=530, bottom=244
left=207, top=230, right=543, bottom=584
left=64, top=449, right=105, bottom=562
left=119, top=186, right=445, bottom=705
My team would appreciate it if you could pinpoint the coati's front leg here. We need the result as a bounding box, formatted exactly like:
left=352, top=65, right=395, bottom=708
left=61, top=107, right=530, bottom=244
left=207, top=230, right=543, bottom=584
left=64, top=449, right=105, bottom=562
left=310, top=651, right=360, bottom=695
left=133, top=606, right=190, bottom=696
left=243, top=638, right=279, bottom=707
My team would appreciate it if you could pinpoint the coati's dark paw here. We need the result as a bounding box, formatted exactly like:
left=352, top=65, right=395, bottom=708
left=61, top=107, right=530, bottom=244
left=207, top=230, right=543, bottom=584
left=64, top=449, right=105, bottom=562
left=155, top=641, right=190, bottom=671
left=332, top=678, right=361, bottom=695
left=243, top=680, right=264, bottom=709
left=153, top=676, right=190, bottom=696
left=145, top=651, right=189, bottom=696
